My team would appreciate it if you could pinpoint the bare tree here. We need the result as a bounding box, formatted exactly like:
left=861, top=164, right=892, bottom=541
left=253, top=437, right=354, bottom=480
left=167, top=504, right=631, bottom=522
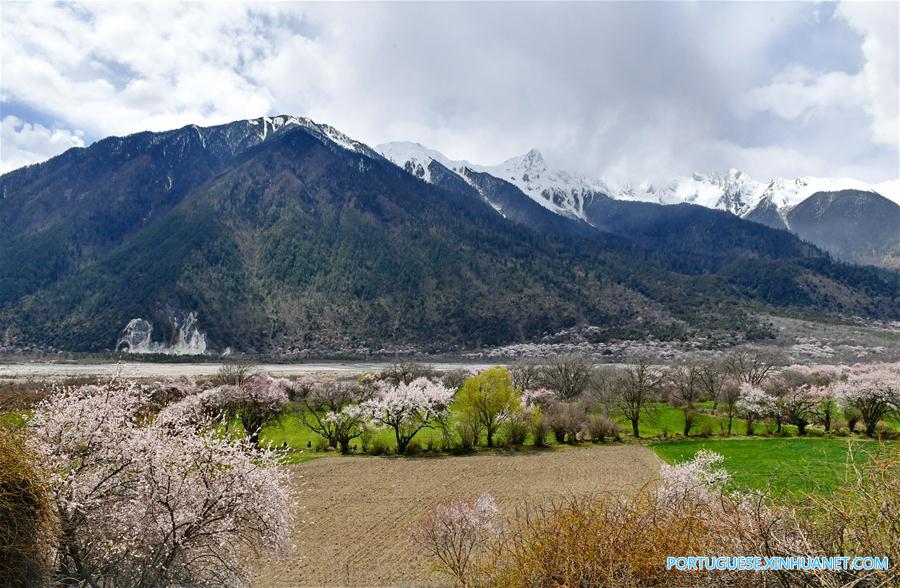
left=669, top=363, right=702, bottom=436
left=378, top=363, right=435, bottom=385
left=215, top=360, right=257, bottom=386
left=723, top=350, right=779, bottom=386
left=615, top=359, right=663, bottom=438
left=509, top=361, right=542, bottom=392
left=697, top=360, right=728, bottom=410
left=542, top=355, right=593, bottom=401
left=718, top=379, right=741, bottom=435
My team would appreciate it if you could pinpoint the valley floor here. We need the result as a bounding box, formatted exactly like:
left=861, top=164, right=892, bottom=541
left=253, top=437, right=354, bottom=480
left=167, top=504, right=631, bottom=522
left=252, top=445, right=661, bottom=587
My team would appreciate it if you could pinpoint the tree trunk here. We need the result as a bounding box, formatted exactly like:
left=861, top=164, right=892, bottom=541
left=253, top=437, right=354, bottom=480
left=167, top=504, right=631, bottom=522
left=340, top=439, right=351, bottom=454
left=727, top=416, right=733, bottom=435
left=486, top=429, right=494, bottom=448
left=395, top=429, right=407, bottom=454
left=865, top=420, right=877, bottom=438
left=746, top=417, right=754, bottom=436
left=631, top=419, right=640, bottom=438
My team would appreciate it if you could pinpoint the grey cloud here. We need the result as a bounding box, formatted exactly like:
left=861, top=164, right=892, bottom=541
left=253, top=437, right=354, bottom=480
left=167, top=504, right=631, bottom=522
left=1, top=1, right=897, bottom=183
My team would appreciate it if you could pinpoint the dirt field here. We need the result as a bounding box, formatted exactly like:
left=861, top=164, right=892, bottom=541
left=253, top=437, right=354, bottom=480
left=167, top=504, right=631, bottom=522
left=253, top=445, right=661, bottom=587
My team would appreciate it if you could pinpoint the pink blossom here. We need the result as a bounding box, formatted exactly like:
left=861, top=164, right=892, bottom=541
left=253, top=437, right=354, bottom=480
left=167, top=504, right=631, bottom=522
left=28, top=381, right=294, bottom=587
left=363, top=377, right=454, bottom=453
left=521, top=387, right=557, bottom=408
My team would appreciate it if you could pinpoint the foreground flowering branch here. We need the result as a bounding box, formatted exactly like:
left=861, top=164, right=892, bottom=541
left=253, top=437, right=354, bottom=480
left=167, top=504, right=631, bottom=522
left=28, top=381, right=294, bottom=588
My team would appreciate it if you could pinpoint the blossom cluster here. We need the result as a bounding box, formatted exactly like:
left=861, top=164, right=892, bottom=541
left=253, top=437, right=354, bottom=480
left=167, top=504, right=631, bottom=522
left=657, top=450, right=731, bottom=507
left=28, top=381, right=294, bottom=587
left=363, top=377, right=455, bottom=425
left=736, top=383, right=777, bottom=418
left=833, top=365, right=900, bottom=406
left=155, top=374, right=291, bottom=429
left=521, top=387, right=558, bottom=409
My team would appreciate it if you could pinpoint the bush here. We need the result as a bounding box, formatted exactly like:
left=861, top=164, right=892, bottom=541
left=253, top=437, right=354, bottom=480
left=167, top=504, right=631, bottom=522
left=367, top=437, right=390, bottom=456
left=405, top=439, right=423, bottom=455
left=584, top=415, right=619, bottom=442
left=0, top=424, right=57, bottom=587
left=545, top=402, right=588, bottom=444
left=698, top=420, right=714, bottom=437
left=503, top=412, right=530, bottom=447
left=425, top=449, right=900, bottom=588
left=683, top=410, right=696, bottom=436
left=530, top=409, right=549, bottom=448
left=844, top=406, right=862, bottom=433
left=455, top=417, right=479, bottom=453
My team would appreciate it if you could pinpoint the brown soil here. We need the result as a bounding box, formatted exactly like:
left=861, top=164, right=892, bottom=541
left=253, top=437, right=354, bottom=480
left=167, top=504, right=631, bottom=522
left=253, top=445, right=661, bottom=587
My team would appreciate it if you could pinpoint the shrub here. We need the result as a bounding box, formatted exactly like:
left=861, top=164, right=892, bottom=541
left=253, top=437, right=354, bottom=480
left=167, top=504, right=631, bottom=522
left=530, top=408, right=549, bottom=448
left=0, top=423, right=57, bottom=587
left=584, top=415, right=619, bottom=442
left=698, top=420, right=714, bottom=437
left=405, top=439, right=423, bottom=455
left=455, top=415, right=479, bottom=453
left=367, top=437, right=389, bottom=456
left=683, top=410, right=696, bottom=436
left=503, top=411, right=530, bottom=447
left=433, top=449, right=900, bottom=588
left=215, top=361, right=257, bottom=386
left=844, top=406, right=862, bottom=433
left=545, top=402, right=588, bottom=444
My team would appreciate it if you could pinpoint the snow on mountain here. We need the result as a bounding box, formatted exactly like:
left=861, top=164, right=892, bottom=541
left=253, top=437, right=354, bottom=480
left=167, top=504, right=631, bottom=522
left=375, top=141, right=900, bottom=221
left=243, top=115, right=378, bottom=157
left=376, top=142, right=610, bottom=219
left=476, top=149, right=615, bottom=219
left=618, top=173, right=900, bottom=216
left=619, top=169, right=765, bottom=215
left=374, top=141, right=472, bottom=184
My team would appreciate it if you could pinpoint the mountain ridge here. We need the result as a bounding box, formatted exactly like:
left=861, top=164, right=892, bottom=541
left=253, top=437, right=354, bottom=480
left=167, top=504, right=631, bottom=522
left=375, top=141, right=900, bottom=266
left=2, top=116, right=898, bottom=354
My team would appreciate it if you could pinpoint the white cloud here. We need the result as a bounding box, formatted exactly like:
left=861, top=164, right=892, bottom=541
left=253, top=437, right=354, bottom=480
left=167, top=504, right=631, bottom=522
left=739, top=65, right=867, bottom=121
left=0, top=116, right=85, bottom=173
left=0, top=1, right=896, bottom=182
left=740, top=1, right=898, bottom=161
left=836, top=1, right=899, bottom=149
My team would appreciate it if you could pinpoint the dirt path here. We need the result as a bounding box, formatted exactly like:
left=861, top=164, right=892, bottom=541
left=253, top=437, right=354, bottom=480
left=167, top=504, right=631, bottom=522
left=253, top=445, right=661, bottom=587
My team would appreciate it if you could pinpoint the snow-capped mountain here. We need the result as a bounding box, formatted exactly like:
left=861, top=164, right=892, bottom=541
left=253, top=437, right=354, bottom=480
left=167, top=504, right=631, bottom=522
left=619, top=169, right=764, bottom=215
left=376, top=141, right=900, bottom=223
left=376, top=142, right=611, bottom=219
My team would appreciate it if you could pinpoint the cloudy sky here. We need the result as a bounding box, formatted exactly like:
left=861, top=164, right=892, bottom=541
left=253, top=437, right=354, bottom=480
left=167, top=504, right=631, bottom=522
left=1, top=1, right=897, bottom=183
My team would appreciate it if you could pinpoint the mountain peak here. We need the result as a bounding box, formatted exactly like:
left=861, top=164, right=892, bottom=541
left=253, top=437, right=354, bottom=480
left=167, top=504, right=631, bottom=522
left=524, top=148, right=544, bottom=165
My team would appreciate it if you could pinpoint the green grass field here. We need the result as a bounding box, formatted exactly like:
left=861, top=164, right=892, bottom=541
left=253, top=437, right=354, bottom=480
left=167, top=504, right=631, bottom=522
left=651, top=437, right=895, bottom=498
left=615, top=402, right=803, bottom=438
